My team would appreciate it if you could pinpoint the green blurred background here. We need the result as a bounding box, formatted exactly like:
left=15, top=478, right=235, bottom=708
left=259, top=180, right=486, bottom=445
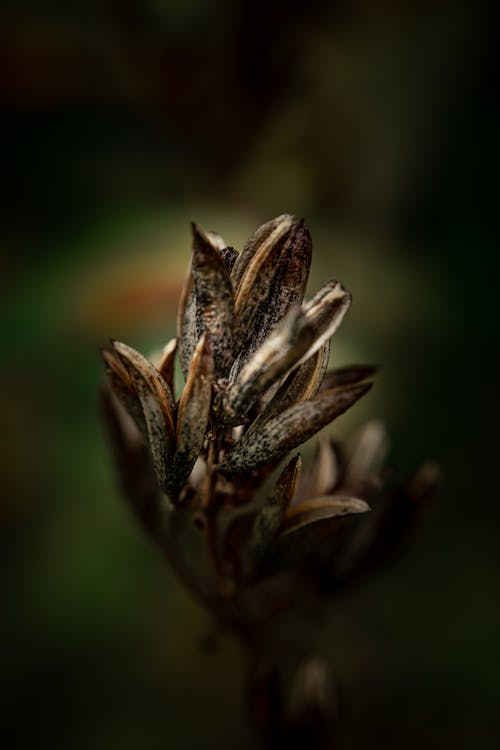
left=1, top=1, right=498, bottom=747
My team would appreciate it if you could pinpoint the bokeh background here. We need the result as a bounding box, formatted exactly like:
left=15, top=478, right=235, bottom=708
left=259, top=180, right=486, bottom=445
left=1, top=1, right=498, bottom=748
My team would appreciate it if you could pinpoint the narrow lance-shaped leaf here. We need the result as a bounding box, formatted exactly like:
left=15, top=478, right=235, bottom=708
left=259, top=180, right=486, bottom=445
left=294, top=280, right=351, bottom=367
left=102, top=349, right=147, bottom=438
left=177, top=226, right=227, bottom=379
left=242, top=455, right=302, bottom=576
left=157, top=337, right=177, bottom=396
left=223, top=382, right=373, bottom=475
left=224, top=307, right=314, bottom=423
left=191, top=223, right=234, bottom=378
left=231, top=213, right=294, bottom=289
left=252, top=340, right=331, bottom=429
left=173, top=334, right=213, bottom=492
left=232, top=217, right=311, bottom=365
left=112, top=341, right=176, bottom=496
left=281, top=495, right=370, bottom=537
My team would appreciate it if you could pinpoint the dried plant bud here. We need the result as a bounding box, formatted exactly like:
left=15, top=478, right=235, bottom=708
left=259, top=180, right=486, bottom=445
left=223, top=382, right=372, bottom=475
left=224, top=307, right=315, bottom=422
left=191, top=223, right=235, bottom=378
left=102, top=349, right=148, bottom=438
left=174, top=333, right=213, bottom=493
left=101, top=215, right=435, bottom=742
left=281, top=495, right=370, bottom=537
left=177, top=225, right=229, bottom=379
left=112, top=341, right=176, bottom=496
left=253, top=341, right=331, bottom=429
left=296, top=280, right=351, bottom=366
left=231, top=213, right=294, bottom=289
left=157, top=337, right=178, bottom=395
left=232, top=217, right=311, bottom=365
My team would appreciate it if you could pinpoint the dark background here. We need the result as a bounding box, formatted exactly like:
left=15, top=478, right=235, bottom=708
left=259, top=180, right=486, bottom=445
left=1, top=1, right=498, bottom=748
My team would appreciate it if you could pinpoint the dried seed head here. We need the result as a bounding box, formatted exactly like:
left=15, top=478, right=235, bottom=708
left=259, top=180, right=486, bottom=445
left=101, top=214, right=435, bottom=684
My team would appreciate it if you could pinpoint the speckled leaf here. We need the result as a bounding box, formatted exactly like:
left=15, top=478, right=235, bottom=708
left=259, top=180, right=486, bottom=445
left=281, top=495, right=370, bottom=536
left=177, top=226, right=228, bottom=379
left=295, top=280, right=351, bottom=366
left=174, top=334, right=213, bottom=491
left=223, top=382, right=372, bottom=475
left=232, top=218, right=311, bottom=365
left=224, top=307, right=315, bottom=423
left=231, top=214, right=294, bottom=289
left=253, top=341, right=331, bottom=429
left=112, top=341, right=176, bottom=497
left=191, top=223, right=234, bottom=378
left=157, top=337, right=177, bottom=396
left=102, top=349, right=147, bottom=438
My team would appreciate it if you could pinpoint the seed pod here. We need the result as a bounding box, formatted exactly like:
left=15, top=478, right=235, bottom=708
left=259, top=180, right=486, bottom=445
left=191, top=223, right=235, bottom=378
left=232, top=218, right=311, bottom=365
left=281, top=495, right=370, bottom=536
left=174, top=334, right=214, bottom=492
left=157, top=337, right=178, bottom=396
left=224, top=307, right=314, bottom=422
left=112, top=341, right=176, bottom=496
left=223, top=382, right=373, bottom=475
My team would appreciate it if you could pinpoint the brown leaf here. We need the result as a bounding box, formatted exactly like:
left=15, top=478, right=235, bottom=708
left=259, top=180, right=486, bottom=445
left=102, top=349, right=147, bottom=438
left=223, top=307, right=314, bottom=423
left=191, top=223, right=234, bottom=378
left=231, top=214, right=294, bottom=289
left=281, top=495, right=370, bottom=536
left=174, top=333, right=214, bottom=491
left=295, top=280, right=351, bottom=367
left=252, top=341, right=331, bottom=428
left=223, top=382, right=372, bottom=475
left=112, top=341, right=176, bottom=496
left=232, top=218, right=311, bottom=365
left=157, top=337, right=178, bottom=396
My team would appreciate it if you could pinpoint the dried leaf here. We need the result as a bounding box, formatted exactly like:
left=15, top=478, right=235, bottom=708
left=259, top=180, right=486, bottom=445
left=232, top=218, right=311, bottom=363
left=177, top=266, right=197, bottom=381
left=224, top=307, right=314, bottom=422
left=231, top=213, right=294, bottom=289
left=102, top=349, right=147, bottom=437
left=243, top=455, right=302, bottom=575
left=157, top=337, right=178, bottom=396
left=177, top=226, right=228, bottom=379
left=295, top=280, right=351, bottom=366
left=252, top=341, right=331, bottom=429
left=112, top=341, right=176, bottom=496
left=191, top=223, right=235, bottom=378
left=223, top=382, right=372, bottom=475
left=174, top=334, right=214, bottom=491
left=281, top=495, right=370, bottom=536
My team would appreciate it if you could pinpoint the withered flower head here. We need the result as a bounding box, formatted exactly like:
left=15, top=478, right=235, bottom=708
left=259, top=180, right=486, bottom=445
left=101, top=216, right=438, bottom=738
